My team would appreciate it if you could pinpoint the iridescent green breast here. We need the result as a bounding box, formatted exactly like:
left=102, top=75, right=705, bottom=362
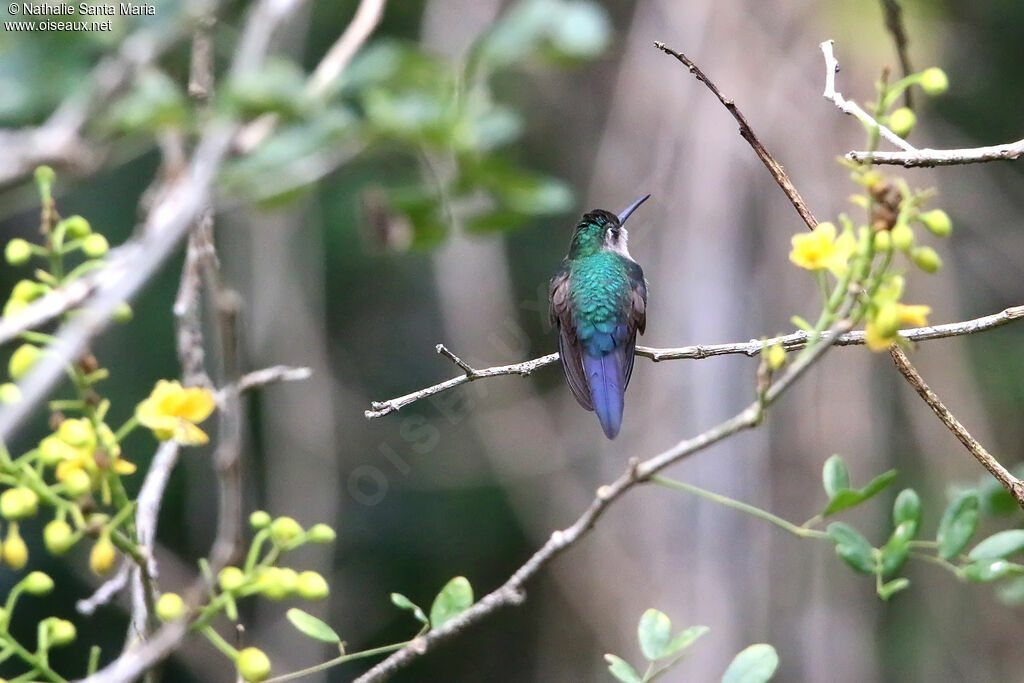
left=569, top=252, right=632, bottom=354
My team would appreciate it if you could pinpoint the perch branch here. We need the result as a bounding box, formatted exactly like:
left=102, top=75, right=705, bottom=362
left=847, top=139, right=1024, bottom=167
left=819, top=40, right=916, bottom=152
left=889, top=347, right=1024, bottom=507
left=365, top=305, right=1024, bottom=418
left=654, top=41, right=818, bottom=230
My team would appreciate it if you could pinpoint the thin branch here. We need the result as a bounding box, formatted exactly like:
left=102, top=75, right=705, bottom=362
left=77, top=562, right=132, bottom=616
left=879, top=0, right=914, bottom=108
left=819, top=40, right=916, bottom=153
left=365, top=305, right=1024, bottom=419
left=654, top=41, right=818, bottom=230
left=354, top=314, right=856, bottom=683
left=847, top=139, right=1024, bottom=167
left=889, top=346, right=1024, bottom=507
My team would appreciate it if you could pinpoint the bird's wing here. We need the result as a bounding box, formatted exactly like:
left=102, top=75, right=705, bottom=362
left=550, top=266, right=593, bottom=411
left=622, top=262, right=648, bottom=390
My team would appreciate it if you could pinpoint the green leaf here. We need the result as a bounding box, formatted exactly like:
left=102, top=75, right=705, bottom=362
left=222, top=57, right=310, bottom=119
left=721, top=644, right=779, bottom=683
left=892, top=488, right=921, bottom=530
left=547, top=1, right=612, bottom=59
left=106, top=69, right=188, bottom=133
left=822, top=455, right=850, bottom=499
left=286, top=608, right=340, bottom=644
left=430, top=576, right=474, bottom=629
left=604, top=654, right=643, bottom=683
left=936, top=491, right=980, bottom=559
left=996, top=576, right=1024, bottom=605
left=962, top=559, right=1024, bottom=583
left=637, top=609, right=672, bottom=661
left=663, top=625, right=710, bottom=658
left=877, top=577, right=910, bottom=601
left=822, top=470, right=897, bottom=517
left=460, top=157, right=573, bottom=215
left=826, top=522, right=875, bottom=574
left=391, top=592, right=428, bottom=625
left=967, top=529, right=1024, bottom=561
left=879, top=521, right=913, bottom=578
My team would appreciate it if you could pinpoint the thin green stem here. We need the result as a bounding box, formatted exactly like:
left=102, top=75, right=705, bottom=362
left=651, top=476, right=828, bottom=540
left=114, top=415, right=139, bottom=442
left=263, top=640, right=414, bottom=683
left=200, top=625, right=239, bottom=660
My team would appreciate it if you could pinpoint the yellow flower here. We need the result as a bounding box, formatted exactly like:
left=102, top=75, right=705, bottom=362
left=789, top=222, right=855, bottom=275
left=46, top=418, right=135, bottom=483
left=865, top=303, right=931, bottom=352
left=136, top=380, right=216, bottom=445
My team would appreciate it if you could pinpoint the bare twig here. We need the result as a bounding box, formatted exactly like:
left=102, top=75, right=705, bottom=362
left=819, top=40, right=916, bottom=153
left=0, top=277, right=99, bottom=348
left=365, top=305, right=1024, bottom=418
left=889, top=347, right=1024, bottom=507
left=234, top=0, right=387, bottom=152
left=879, top=0, right=914, bottom=108
left=654, top=41, right=818, bottom=230
left=77, top=562, right=132, bottom=616
left=847, top=139, right=1024, bottom=167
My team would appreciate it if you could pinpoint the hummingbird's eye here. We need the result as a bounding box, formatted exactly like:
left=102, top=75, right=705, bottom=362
left=610, top=227, right=621, bottom=240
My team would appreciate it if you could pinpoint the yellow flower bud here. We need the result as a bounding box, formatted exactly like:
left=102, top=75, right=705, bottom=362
left=3, top=525, right=28, bottom=570
left=8, top=344, right=41, bottom=381
left=910, top=246, right=942, bottom=273
left=269, top=517, right=302, bottom=546
left=766, top=343, right=786, bottom=371
left=60, top=215, right=91, bottom=238
left=249, top=510, right=272, bottom=529
left=0, top=487, right=39, bottom=520
left=113, top=303, right=133, bottom=323
left=0, top=383, right=21, bottom=405
left=89, top=537, right=116, bottom=576
left=156, top=592, right=186, bottom=621
left=4, top=239, right=31, bottom=266
left=218, top=566, right=245, bottom=592
left=82, top=234, right=109, bottom=258
left=58, top=418, right=94, bottom=448
left=296, top=571, right=329, bottom=600
left=237, top=647, right=272, bottom=682
left=43, top=520, right=76, bottom=555
left=920, top=67, right=949, bottom=96
left=919, top=209, right=952, bottom=237
left=3, top=298, right=28, bottom=318
left=307, top=523, right=336, bottom=544
left=872, top=230, right=891, bottom=252
left=11, top=280, right=45, bottom=303
left=890, top=223, right=914, bottom=251
left=888, top=107, right=916, bottom=137
left=258, top=567, right=292, bottom=600
left=64, top=468, right=93, bottom=497
left=23, top=571, right=54, bottom=595
left=45, top=618, right=77, bottom=646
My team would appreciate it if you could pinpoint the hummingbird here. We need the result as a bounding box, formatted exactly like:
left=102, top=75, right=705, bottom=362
left=549, top=194, right=650, bottom=439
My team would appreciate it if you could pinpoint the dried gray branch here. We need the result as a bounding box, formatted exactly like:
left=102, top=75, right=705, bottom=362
left=847, top=139, right=1024, bottom=167
left=819, top=39, right=916, bottom=152
left=365, top=304, right=1024, bottom=419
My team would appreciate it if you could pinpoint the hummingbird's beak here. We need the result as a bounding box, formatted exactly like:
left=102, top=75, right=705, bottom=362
left=617, top=193, right=651, bottom=225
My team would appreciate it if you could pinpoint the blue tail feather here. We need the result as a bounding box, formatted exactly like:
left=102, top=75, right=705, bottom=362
left=582, top=349, right=625, bottom=439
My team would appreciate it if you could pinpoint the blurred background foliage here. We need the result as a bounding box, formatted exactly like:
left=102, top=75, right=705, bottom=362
left=2, top=0, right=1024, bottom=681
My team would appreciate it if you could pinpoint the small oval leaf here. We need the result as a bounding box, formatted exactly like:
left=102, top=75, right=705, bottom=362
left=722, top=643, right=779, bottom=683
left=430, top=576, right=474, bottom=629
left=604, top=654, right=643, bottom=683
left=892, top=488, right=921, bottom=528
left=663, top=625, right=710, bottom=658
left=878, top=577, right=910, bottom=601
left=391, top=592, right=428, bottom=625
left=826, top=522, right=875, bottom=574
left=286, top=608, right=340, bottom=644
left=962, top=559, right=1024, bottom=583
left=967, top=529, right=1024, bottom=561
left=936, top=491, right=980, bottom=559
left=822, top=455, right=850, bottom=499
left=637, top=608, right=672, bottom=661
left=822, top=470, right=897, bottom=517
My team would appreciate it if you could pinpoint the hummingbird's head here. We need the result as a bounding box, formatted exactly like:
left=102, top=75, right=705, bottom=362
left=568, top=194, right=650, bottom=259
